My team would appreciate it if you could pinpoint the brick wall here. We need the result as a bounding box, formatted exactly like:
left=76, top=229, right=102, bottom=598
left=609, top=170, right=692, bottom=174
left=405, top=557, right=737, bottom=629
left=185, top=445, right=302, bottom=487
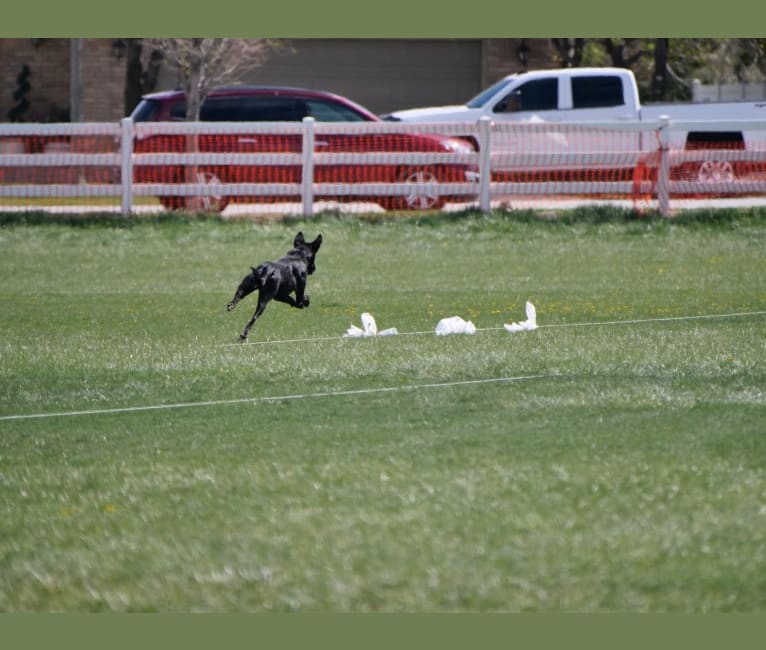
left=0, top=38, right=127, bottom=122
left=80, top=39, right=127, bottom=121
left=483, top=39, right=558, bottom=86
left=1, top=39, right=558, bottom=124
left=0, top=39, right=70, bottom=122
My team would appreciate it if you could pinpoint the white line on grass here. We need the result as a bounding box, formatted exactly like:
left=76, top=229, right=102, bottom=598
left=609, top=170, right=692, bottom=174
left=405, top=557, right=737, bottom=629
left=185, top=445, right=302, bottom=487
left=216, top=310, right=766, bottom=347
left=0, top=374, right=549, bottom=422
left=539, top=310, right=766, bottom=330
left=4, top=310, right=763, bottom=423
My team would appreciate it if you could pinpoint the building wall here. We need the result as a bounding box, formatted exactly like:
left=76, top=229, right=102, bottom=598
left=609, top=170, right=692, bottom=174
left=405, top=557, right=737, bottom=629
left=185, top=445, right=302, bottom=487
left=0, top=38, right=557, bottom=122
left=193, top=39, right=484, bottom=115
left=79, top=39, right=128, bottom=121
left=0, top=38, right=128, bottom=122
left=0, top=38, right=71, bottom=122
left=483, top=39, right=558, bottom=87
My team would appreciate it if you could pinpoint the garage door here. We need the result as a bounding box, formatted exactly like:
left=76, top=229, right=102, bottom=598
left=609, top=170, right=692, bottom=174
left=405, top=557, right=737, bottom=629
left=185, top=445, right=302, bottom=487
left=156, top=39, right=483, bottom=117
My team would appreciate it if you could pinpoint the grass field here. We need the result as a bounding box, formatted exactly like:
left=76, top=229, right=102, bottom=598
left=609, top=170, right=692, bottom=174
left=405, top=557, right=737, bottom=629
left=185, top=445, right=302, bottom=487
left=1, top=207, right=765, bottom=612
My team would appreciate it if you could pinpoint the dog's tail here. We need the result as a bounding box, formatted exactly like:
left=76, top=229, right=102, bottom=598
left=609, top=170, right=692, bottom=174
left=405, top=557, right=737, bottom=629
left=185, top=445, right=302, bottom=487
left=227, top=264, right=274, bottom=311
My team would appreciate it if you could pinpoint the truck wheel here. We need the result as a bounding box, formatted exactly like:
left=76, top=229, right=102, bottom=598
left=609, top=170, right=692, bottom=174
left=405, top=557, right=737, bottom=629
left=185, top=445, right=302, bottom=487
left=697, top=160, right=734, bottom=183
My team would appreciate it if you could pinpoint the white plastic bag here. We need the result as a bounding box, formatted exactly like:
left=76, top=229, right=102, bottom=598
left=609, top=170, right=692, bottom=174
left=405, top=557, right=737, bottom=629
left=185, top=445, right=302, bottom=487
left=435, top=316, right=477, bottom=336
left=345, top=312, right=398, bottom=338
left=504, top=301, right=538, bottom=333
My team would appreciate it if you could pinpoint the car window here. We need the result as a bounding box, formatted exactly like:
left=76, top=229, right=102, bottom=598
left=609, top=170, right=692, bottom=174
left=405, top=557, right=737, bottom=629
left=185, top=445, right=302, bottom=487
left=305, top=99, right=368, bottom=122
left=494, top=78, right=557, bottom=113
left=572, top=76, right=625, bottom=109
left=200, top=98, right=244, bottom=121
left=170, top=101, right=188, bottom=120
left=239, top=97, right=307, bottom=121
left=131, top=99, right=161, bottom=122
left=166, top=96, right=309, bottom=121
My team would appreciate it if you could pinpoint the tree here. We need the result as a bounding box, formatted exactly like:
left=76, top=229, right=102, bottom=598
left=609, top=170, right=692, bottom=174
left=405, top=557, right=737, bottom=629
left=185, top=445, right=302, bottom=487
left=124, top=39, right=164, bottom=116
left=134, top=39, right=283, bottom=212
left=140, top=38, right=282, bottom=120
left=651, top=38, right=669, bottom=101
left=546, top=38, right=765, bottom=102
left=8, top=64, right=31, bottom=122
left=550, top=38, right=586, bottom=68
left=599, top=38, right=646, bottom=69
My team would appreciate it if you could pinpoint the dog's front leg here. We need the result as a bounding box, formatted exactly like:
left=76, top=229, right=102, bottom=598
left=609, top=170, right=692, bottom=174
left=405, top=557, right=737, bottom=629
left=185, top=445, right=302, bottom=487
left=293, top=270, right=309, bottom=308
left=274, top=295, right=299, bottom=308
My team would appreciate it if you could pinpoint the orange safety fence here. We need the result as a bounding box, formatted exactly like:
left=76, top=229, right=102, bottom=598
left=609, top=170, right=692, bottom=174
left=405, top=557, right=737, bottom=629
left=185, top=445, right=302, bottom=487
left=1, top=119, right=765, bottom=216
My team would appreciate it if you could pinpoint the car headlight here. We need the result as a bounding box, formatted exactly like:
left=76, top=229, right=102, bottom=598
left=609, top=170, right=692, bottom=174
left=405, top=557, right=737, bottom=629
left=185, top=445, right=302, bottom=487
left=444, top=137, right=477, bottom=154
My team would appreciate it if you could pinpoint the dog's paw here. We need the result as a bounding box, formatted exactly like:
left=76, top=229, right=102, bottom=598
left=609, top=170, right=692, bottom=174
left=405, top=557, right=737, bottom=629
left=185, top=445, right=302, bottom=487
left=227, top=302, right=237, bottom=311
left=302, top=296, right=310, bottom=308
left=238, top=333, right=248, bottom=342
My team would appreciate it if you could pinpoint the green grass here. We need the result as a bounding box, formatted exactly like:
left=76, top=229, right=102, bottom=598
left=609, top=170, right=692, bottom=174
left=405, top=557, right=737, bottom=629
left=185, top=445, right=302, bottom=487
left=1, top=207, right=765, bottom=611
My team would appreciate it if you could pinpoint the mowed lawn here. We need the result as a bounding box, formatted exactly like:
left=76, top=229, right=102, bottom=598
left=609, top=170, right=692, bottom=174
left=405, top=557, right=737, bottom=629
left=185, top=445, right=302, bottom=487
left=0, top=209, right=765, bottom=612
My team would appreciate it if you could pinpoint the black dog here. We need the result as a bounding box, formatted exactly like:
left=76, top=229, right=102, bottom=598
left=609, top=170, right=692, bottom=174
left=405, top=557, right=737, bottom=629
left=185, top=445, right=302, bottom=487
left=227, top=232, right=323, bottom=341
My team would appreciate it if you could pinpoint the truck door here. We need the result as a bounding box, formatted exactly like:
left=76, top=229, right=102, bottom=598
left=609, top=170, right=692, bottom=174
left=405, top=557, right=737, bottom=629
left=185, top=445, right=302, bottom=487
left=488, top=77, right=565, bottom=173
left=563, top=74, right=641, bottom=164
left=566, top=74, right=632, bottom=122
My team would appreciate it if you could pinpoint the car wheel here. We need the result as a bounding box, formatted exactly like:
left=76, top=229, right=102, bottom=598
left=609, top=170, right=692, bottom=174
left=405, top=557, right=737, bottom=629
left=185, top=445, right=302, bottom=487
left=184, top=171, right=230, bottom=213
left=380, top=166, right=445, bottom=211
left=158, top=195, right=184, bottom=211
left=157, top=170, right=229, bottom=213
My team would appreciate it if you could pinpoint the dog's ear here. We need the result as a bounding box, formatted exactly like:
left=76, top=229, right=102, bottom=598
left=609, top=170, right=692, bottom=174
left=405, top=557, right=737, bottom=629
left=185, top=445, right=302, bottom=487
left=310, top=234, right=323, bottom=252
left=294, top=232, right=305, bottom=247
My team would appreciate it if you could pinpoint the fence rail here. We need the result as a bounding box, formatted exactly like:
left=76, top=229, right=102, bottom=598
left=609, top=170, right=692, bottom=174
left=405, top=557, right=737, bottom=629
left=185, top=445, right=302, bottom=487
left=1, top=116, right=766, bottom=217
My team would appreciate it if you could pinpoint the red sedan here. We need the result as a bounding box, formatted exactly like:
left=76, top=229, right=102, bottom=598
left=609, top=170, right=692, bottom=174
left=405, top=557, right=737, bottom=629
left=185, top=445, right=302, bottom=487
left=131, top=86, right=477, bottom=211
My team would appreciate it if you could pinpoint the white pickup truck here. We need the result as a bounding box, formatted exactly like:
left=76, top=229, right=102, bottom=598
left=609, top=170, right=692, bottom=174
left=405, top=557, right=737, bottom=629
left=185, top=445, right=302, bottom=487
left=385, top=67, right=766, bottom=182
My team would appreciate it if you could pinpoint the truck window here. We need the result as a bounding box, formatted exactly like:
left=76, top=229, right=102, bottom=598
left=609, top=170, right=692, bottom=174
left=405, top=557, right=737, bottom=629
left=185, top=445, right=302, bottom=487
left=494, top=78, right=557, bottom=113
left=467, top=76, right=518, bottom=109
left=571, top=76, right=625, bottom=109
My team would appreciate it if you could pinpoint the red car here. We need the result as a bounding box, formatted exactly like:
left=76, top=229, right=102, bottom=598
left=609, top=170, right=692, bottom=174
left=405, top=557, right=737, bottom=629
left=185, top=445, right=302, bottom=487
left=130, top=86, right=477, bottom=211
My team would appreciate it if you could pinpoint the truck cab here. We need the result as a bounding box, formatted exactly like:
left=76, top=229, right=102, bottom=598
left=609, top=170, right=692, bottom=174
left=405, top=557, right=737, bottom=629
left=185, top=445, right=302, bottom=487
left=386, top=68, right=641, bottom=124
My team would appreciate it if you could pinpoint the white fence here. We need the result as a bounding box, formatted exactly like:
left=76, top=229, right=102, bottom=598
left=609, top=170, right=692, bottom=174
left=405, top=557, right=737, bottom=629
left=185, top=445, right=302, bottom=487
left=692, top=79, right=766, bottom=103
left=1, top=117, right=766, bottom=218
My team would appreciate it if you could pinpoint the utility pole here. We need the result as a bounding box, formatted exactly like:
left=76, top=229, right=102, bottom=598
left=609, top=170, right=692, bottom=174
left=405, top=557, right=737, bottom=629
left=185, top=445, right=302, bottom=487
left=70, top=38, right=82, bottom=122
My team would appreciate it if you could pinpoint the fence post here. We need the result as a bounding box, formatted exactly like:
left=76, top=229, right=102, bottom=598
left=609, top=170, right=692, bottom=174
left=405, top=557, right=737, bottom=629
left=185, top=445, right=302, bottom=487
left=478, top=116, right=492, bottom=213
left=657, top=116, right=671, bottom=217
left=120, top=117, right=134, bottom=217
left=301, top=117, right=315, bottom=218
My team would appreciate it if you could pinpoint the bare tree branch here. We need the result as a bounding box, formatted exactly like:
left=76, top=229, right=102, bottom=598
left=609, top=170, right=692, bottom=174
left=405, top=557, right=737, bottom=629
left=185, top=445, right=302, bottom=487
left=140, top=38, right=283, bottom=120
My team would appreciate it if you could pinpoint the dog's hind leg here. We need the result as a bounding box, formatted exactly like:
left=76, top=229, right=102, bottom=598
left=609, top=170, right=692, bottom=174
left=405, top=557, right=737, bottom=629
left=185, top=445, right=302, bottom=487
left=239, top=294, right=271, bottom=341
left=239, top=301, right=268, bottom=341
left=227, top=267, right=264, bottom=312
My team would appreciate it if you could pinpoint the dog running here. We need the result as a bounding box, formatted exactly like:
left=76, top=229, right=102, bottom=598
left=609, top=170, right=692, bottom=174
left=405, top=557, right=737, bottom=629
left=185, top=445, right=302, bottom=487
left=227, top=232, right=323, bottom=341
